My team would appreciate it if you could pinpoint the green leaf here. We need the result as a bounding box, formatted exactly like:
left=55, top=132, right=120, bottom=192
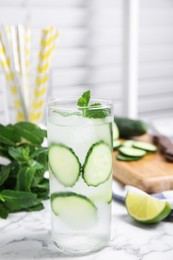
left=32, top=189, right=49, bottom=200
left=0, top=165, right=11, bottom=187
left=16, top=166, right=37, bottom=192
left=0, top=145, right=11, bottom=159
left=77, top=91, right=110, bottom=119
left=0, top=203, right=9, bottom=219
left=0, top=124, right=21, bottom=146
left=28, top=159, right=43, bottom=169
left=14, top=122, right=47, bottom=146
left=90, top=103, right=101, bottom=107
left=77, top=90, right=90, bottom=107
left=36, top=178, right=49, bottom=190
left=8, top=146, right=30, bottom=163
left=1, top=190, right=37, bottom=212
left=30, top=147, right=47, bottom=160
left=27, top=203, right=44, bottom=212
left=85, top=108, right=111, bottom=119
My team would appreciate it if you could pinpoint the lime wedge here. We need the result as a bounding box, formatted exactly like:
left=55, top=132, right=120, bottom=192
left=125, top=191, right=171, bottom=224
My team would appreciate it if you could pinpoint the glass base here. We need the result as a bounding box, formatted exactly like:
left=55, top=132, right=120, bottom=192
left=53, top=234, right=110, bottom=255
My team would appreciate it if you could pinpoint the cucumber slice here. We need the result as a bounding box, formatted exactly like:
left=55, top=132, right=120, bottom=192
left=83, top=141, right=112, bottom=187
left=51, top=192, right=97, bottom=229
left=48, top=144, right=81, bottom=187
left=112, top=122, right=119, bottom=140
left=119, top=147, right=146, bottom=157
left=116, top=154, right=142, bottom=161
left=123, top=140, right=134, bottom=148
left=113, top=140, right=122, bottom=150
left=89, top=174, right=112, bottom=204
left=133, top=141, right=157, bottom=152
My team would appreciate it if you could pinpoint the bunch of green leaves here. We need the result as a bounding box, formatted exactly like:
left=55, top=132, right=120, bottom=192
left=0, top=122, right=48, bottom=219
left=77, top=90, right=111, bottom=118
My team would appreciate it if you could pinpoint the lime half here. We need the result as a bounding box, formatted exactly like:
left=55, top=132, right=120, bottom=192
left=125, top=191, right=171, bottom=224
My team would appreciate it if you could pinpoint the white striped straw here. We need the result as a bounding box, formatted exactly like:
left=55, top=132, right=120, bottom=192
left=10, top=25, right=20, bottom=73
left=0, top=24, right=28, bottom=120
left=17, top=24, right=29, bottom=110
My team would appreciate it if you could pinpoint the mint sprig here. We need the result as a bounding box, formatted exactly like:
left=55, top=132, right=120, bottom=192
left=0, top=122, right=48, bottom=219
left=77, top=90, right=111, bottom=118
left=77, top=90, right=90, bottom=107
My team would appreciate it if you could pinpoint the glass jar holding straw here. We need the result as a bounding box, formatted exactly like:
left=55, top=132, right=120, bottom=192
left=0, top=24, right=60, bottom=124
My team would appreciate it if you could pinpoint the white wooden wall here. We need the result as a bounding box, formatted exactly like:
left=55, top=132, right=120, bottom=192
left=138, top=0, right=173, bottom=120
left=0, top=0, right=173, bottom=123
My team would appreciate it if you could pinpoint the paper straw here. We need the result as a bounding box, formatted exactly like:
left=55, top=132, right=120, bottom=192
left=25, top=26, right=31, bottom=109
left=0, top=36, right=24, bottom=121
left=0, top=24, right=28, bottom=121
left=17, top=24, right=29, bottom=110
left=25, top=26, right=31, bottom=76
left=30, top=26, right=58, bottom=123
left=6, top=26, right=12, bottom=44
left=10, top=25, right=20, bottom=73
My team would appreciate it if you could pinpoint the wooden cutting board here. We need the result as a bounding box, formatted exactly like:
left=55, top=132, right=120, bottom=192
left=113, top=135, right=173, bottom=194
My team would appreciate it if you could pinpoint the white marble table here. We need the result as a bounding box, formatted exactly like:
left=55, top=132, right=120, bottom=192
left=1, top=193, right=173, bottom=260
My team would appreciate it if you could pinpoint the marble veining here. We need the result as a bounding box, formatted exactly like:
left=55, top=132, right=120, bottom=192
left=0, top=196, right=173, bottom=260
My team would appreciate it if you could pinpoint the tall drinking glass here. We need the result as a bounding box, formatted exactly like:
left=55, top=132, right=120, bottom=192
left=47, top=98, right=113, bottom=254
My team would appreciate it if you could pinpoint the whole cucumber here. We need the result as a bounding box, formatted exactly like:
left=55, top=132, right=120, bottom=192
left=114, top=117, right=148, bottom=138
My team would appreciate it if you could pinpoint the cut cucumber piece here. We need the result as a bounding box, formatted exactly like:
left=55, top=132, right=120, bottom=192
left=123, top=140, right=134, bottom=148
left=83, top=141, right=112, bottom=187
left=116, top=154, right=142, bottom=161
left=48, top=144, right=81, bottom=187
left=112, top=122, right=119, bottom=140
left=133, top=141, right=157, bottom=152
left=113, top=140, right=122, bottom=150
left=89, top=174, right=112, bottom=204
left=119, top=147, right=146, bottom=157
left=51, top=192, right=97, bottom=229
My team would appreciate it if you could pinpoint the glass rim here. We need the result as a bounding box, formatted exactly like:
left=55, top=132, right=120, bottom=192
left=47, top=97, right=113, bottom=110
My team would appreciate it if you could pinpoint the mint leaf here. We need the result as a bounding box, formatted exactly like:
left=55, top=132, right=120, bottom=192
left=27, top=203, right=44, bottom=212
left=14, top=122, right=47, bottom=146
left=0, top=122, right=48, bottom=219
left=8, top=146, right=30, bottom=163
left=77, top=90, right=90, bottom=107
left=1, top=190, right=37, bottom=212
left=0, top=124, right=21, bottom=146
left=16, top=162, right=42, bottom=192
left=0, top=165, right=10, bottom=187
left=85, top=108, right=111, bottom=119
left=78, top=97, right=87, bottom=107
left=77, top=91, right=110, bottom=118
left=0, top=203, right=9, bottom=219
left=90, top=103, right=101, bottom=107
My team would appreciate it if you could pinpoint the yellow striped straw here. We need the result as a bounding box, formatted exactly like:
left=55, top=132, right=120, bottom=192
left=6, top=26, right=12, bottom=44
left=25, top=27, right=31, bottom=72
left=0, top=24, right=28, bottom=121
left=0, top=36, right=25, bottom=121
left=25, top=27, right=31, bottom=89
left=30, top=26, right=59, bottom=123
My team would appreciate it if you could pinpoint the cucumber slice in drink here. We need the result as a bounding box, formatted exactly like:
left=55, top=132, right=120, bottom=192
left=48, top=144, right=81, bottom=187
left=116, top=154, right=142, bottom=161
left=133, top=141, right=157, bottom=152
left=119, top=147, right=146, bottom=157
left=83, top=141, right=112, bottom=187
left=51, top=192, right=97, bottom=229
left=89, top=174, right=112, bottom=204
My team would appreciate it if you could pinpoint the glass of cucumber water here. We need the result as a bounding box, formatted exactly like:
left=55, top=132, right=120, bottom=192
left=47, top=91, right=113, bottom=255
